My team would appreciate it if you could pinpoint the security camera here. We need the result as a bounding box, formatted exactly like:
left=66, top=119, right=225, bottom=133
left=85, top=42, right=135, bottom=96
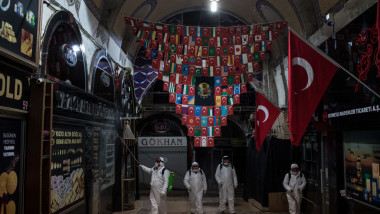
left=36, top=77, right=44, bottom=84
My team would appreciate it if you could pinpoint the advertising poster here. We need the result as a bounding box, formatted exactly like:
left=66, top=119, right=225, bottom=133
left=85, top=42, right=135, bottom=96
left=344, top=131, right=380, bottom=208
left=0, top=62, right=29, bottom=111
left=0, top=118, right=22, bottom=214
left=50, top=124, right=84, bottom=213
left=0, top=0, right=40, bottom=67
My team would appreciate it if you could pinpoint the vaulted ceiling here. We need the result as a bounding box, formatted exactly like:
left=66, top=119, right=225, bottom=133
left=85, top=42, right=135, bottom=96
left=84, top=0, right=344, bottom=61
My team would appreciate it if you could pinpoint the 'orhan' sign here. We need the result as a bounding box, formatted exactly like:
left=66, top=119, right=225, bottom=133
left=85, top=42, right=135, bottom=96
left=138, top=137, right=187, bottom=147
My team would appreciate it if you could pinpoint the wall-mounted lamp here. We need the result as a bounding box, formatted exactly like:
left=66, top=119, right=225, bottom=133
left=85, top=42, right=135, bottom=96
left=326, top=13, right=334, bottom=26
left=210, top=0, right=219, bottom=12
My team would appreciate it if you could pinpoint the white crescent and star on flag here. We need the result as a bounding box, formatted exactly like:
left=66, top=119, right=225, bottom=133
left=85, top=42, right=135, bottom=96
left=291, top=57, right=314, bottom=93
left=256, top=105, right=269, bottom=127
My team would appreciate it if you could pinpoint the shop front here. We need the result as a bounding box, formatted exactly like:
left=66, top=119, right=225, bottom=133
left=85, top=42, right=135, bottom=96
left=0, top=0, right=41, bottom=213
left=298, top=4, right=380, bottom=214
left=38, top=10, right=120, bottom=214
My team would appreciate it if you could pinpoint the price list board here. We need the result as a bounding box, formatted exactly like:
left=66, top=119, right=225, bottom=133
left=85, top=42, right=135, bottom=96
left=0, top=0, right=41, bottom=68
left=0, top=117, right=22, bottom=214
left=50, top=124, right=85, bottom=213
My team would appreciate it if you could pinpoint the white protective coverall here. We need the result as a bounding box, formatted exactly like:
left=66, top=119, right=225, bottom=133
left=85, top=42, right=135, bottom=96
left=215, top=161, right=238, bottom=213
left=140, top=159, right=170, bottom=214
left=282, top=164, right=306, bottom=214
left=183, top=162, right=207, bottom=214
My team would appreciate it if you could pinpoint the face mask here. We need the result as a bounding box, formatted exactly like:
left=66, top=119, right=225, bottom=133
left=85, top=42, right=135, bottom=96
left=193, top=168, right=199, bottom=172
left=223, top=162, right=229, bottom=166
left=155, top=162, right=160, bottom=167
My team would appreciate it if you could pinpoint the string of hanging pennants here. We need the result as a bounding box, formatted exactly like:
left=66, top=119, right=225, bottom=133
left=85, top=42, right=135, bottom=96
left=124, top=17, right=287, bottom=147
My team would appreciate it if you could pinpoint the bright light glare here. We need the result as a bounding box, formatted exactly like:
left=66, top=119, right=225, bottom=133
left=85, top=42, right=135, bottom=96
left=72, top=45, right=80, bottom=52
left=211, top=1, right=217, bottom=12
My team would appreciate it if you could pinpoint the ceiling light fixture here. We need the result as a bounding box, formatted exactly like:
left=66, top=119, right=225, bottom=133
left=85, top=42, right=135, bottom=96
left=210, top=0, right=219, bottom=12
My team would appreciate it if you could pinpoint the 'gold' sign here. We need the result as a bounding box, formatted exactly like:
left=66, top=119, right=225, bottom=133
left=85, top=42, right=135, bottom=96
left=0, top=63, right=29, bottom=111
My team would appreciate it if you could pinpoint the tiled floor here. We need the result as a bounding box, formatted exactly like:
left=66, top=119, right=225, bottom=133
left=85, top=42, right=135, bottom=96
left=114, top=195, right=289, bottom=214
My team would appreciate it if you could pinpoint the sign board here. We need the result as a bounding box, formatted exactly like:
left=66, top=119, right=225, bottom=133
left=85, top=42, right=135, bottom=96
left=344, top=131, right=380, bottom=209
left=51, top=124, right=85, bottom=213
left=0, top=0, right=41, bottom=68
left=0, top=62, right=29, bottom=111
left=138, top=137, right=187, bottom=147
left=0, top=118, right=22, bottom=214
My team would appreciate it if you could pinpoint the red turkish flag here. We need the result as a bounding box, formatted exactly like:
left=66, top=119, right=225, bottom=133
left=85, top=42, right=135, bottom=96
left=215, top=86, right=221, bottom=95
left=221, top=96, right=227, bottom=105
left=177, top=45, right=183, bottom=54
left=183, top=36, right=189, bottom=45
left=188, top=106, right=195, bottom=116
left=182, top=95, right=188, bottom=104
left=222, top=56, right=228, bottom=66
left=201, top=127, right=207, bottom=136
left=288, top=30, right=337, bottom=146
left=207, top=116, right=214, bottom=126
left=207, top=137, right=214, bottom=147
left=209, top=37, right=216, bottom=46
left=189, top=66, right=196, bottom=76
left=157, top=32, right=163, bottom=43
left=228, top=85, right=234, bottom=95
left=202, top=68, right=208, bottom=76
left=241, top=83, right=247, bottom=93
left=221, top=76, right=228, bottom=86
left=215, top=127, right=221, bottom=137
left=170, top=54, right=176, bottom=63
left=145, top=48, right=151, bottom=57
left=196, top=57, right=202, bottom=66
left=233, top=94, right=240, bottom=104
left=215, top=67, right=222, bottom=76
left=183, top=55, right=189, bottom=65
left=176, top=84, right=183, bottom=94
left=221, top=116, right=227, bottom=126
left=176, top=25, right=184, bottom=35
left=247, top=73, right=253, bottom=82
left=157, top=70, right=163, bottom=80
left=222, top=37, right=229, bottom=47
left=169, top=93, right=176, bottom=103
left=183, top=75, right=190, bottom=85
left=195, top=116, right=201, bottom=126
left=201, top=106, right=208, bottom=116
left=194, top=137, right=201, bottom=147
left=254, top=92, right=280, bottom=150
left=164, top=62, right=170, bottom=71
left=189, top=27, right=196, bottom=36
left=163, top=24, right=169, bottom=33
left=216, top=47, right=222, bottom=56
left=196, top=37, right=202, bottom=46
left=158, top=51, right=164, bottom=60
left=182, top=115, right=188, bottom=125
left=202, top=47, right=209, bottom=57
left=176, top=104, right=182, bottom=114
left=188, top=46, right=195, bottom=56
left=188, top=126, right=194, bottom=136
left=228, top=105, right=234, bottom=115
left=214, top=106, right=221, bottom=116
left=189, top=86, right=195, bottom=96
left=169, top=73, right=176, bottom=82
left=163, top=82, right=169, bottom=91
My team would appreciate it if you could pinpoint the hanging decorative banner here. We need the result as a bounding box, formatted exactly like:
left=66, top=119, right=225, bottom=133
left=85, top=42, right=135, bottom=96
left=125, top=17, right=287, bottom=146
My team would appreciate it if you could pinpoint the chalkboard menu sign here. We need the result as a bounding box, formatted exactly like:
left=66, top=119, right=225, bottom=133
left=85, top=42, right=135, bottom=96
left=0, top=0, right=41, bottom=68
left=0, top=117, right=22, bottom=214
left=51, top=124, right=84, bottom=213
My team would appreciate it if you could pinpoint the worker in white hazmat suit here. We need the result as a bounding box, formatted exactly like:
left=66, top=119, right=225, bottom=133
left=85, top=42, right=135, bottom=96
left=183, top=162, right=207, bottom=214
left=215, top=156, right=238, bottom=214
left=139, top=157, right=170, bottom=214
left=283, top=163, right=306, bottom=214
